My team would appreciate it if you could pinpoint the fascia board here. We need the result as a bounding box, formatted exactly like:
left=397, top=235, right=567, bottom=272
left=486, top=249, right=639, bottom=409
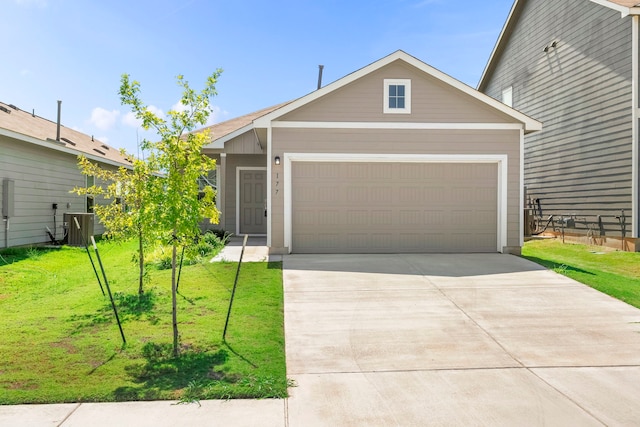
left=253, top=51, right=409, bottom=128
left=478, top=0, right=523, bottom=91
left=588, top=0, right=634, bottom=16
left=203, top=123, right=254, bottom=149
left=0, top=127, right=131, bottom=169
left=255, top=50, right=541, bottom=133
left=398, top=52, right=542, bottom=133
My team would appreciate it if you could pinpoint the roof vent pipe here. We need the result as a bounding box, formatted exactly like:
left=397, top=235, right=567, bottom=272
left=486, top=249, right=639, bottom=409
left=317, top=65, right=324, bottom=90
left=56, top=100, right=62, bottom=141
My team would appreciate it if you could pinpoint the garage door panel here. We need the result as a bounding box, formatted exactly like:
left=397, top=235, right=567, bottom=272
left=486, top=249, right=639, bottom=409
left=399, top=210, right=422, bottom=226
left=347, top=210, right=369, bottom=225
left=292, top=162, right=498, bottom=253
left=372, top=187, right=394, bottom=203
left=318, top=210, right=340, bottom=225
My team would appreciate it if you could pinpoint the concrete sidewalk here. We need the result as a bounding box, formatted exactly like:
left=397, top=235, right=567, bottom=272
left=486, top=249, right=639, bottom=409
left=210, top=235, right=281, bottom=263
left=0, top=400, right=284, bottom=427
left=2, top=253, right=640, bottom=426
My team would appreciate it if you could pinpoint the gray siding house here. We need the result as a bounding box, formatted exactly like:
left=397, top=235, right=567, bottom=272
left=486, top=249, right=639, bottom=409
left=479, top=0, right=640, bottom=251
left=0, top=101, right=130, bottom=248
left=202, top=51, right=540, bottom=254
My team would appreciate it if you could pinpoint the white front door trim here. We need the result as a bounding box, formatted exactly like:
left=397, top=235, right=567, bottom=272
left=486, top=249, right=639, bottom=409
left=284, top=153, right=509, bottom=254
left=236, top=166, right=267, bottom=236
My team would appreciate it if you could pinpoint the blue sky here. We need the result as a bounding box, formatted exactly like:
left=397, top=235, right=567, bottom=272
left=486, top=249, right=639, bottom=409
left=1, top=0, right=514, bottom=155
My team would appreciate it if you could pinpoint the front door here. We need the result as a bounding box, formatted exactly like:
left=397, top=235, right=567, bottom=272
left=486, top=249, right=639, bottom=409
left=239, top=169, right=267, bottom=234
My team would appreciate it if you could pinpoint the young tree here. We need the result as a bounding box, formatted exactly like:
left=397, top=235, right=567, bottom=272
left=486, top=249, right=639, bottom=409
left=73, top=152, right=156, bottom=295
left=119, top=72, right=221, bottom=357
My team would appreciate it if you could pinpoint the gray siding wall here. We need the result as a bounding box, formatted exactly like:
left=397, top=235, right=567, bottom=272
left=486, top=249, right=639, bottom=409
left=482, top=0, right=634, bottom=238
left=1, top=136, right=110, bottom=248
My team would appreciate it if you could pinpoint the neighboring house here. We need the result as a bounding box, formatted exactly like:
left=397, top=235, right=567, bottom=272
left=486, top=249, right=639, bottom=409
left=478, top=0, right=640, bottom=251
left=201, top=50, right=540, bottom=254
left=0, top=101, right=131, bottom=248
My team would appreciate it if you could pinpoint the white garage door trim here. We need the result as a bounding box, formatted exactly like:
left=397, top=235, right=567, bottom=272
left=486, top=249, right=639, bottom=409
left=283, top=153, right=509, bottom=254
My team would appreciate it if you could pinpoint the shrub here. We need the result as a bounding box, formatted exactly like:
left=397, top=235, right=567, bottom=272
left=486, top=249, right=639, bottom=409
left=145, top=230, right=228, bottom=270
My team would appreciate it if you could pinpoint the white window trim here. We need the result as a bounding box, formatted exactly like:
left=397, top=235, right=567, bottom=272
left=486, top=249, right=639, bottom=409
left=502, top=86, right=513, bottom=108
left=283, top=153, right=509, bottom=254
left=383, top=79, right=411, bottom=114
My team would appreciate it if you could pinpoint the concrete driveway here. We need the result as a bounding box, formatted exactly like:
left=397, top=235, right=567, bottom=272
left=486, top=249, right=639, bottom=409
left=283, top=254, right=640, bottom=426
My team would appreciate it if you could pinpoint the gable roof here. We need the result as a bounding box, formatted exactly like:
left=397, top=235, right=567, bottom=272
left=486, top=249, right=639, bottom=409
left=202, top=102, right=290, bottom=149
left=0, top=101, right=130, bottom=167
left=478, top=0, right=640, bottom=92
left=254, top=50, right=541, bottom=133
left=592, top=0, right=640, bottom=13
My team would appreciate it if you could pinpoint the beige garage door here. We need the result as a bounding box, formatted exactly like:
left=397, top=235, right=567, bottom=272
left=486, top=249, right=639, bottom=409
left=291, top=162, right=498, bottom=253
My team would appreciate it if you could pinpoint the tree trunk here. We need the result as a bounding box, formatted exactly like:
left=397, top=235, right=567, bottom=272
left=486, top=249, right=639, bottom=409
left=171, top=238, right=179, bottom=357
left=138, top=227, right=144, bottom=295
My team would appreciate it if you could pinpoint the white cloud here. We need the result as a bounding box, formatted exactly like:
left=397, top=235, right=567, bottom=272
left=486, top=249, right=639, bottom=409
left=90, top=107, right=120, bottom=131
left=170, top=101, right=228, bottom=127
left=206, top=105, right=229, bottom=126
left=171, top=101, right=189, bottom=113
left=121, top=105, right=165, bottom=128
left=122, top=111, right=141, bottom=128
left=148, top=105, right=165, bottom=118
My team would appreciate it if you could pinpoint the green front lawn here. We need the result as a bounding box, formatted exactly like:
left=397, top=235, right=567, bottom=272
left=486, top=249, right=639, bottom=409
left=0, top=240, right=286, bottom=404
left=522, top=239, right=640, bottom=309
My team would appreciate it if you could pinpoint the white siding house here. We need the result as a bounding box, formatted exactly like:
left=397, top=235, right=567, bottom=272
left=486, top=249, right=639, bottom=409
left=0, top=101, right=131, bottom=248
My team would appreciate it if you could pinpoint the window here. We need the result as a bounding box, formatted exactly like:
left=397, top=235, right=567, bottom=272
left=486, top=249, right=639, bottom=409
left=502, top=86, right=513, bottom=107
left=384, top=79, right=411, bottom=114
left=198, top=169, right=217, bottom=191
left=86, top=175, right=94, bottom=213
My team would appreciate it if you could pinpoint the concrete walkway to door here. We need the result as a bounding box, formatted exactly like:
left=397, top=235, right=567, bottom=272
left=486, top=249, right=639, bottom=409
left=283, top=253, right=640, bottom=426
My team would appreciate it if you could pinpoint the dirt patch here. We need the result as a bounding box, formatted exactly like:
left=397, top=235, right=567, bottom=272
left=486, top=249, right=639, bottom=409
left=50, top=338, right=78, bottom=354
left=8, top=381, right=39, bottom=390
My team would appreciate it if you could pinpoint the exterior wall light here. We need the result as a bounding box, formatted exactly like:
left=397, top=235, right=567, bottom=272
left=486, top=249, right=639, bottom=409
left=274, top=156, right=281, bottom=165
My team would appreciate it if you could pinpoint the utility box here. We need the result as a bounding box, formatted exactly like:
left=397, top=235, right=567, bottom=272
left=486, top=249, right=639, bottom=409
left=64, top=213, right=94, bottom=247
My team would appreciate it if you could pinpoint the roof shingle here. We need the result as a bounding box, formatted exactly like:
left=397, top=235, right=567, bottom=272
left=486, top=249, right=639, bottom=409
left=197, top=102, right=290, bottom=143
left=0, top=101, right=130, bottom=166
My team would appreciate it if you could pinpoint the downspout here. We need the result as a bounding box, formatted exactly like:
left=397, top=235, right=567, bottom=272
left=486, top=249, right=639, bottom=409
left=633, top=16, right=639, bottom=243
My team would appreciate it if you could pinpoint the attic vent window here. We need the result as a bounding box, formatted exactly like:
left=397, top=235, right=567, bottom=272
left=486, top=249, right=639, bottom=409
left=383, top=79, right=411, bottom=114
left=0, top=106, right=11, bottom=114
left=61, top=137, right=76, bottom=146
left=101, top=144, right=110, bottom=150
left=93, top=148, right=106, bottom=155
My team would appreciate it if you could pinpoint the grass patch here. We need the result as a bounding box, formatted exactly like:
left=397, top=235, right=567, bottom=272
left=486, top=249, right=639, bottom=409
left=0, top=240, right=286, bottom=404
left=522, top=239, right=640, bottom=309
